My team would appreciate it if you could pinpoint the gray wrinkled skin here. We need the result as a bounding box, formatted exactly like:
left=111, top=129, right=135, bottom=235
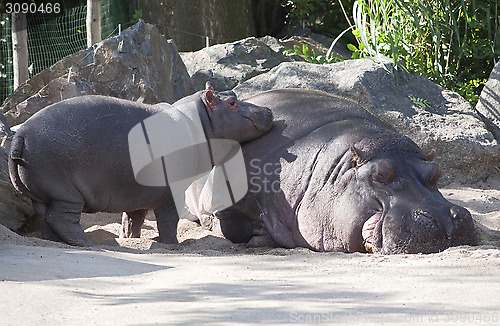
left=200, top=89, right=477, bottom=254
left=9, top=85, right=272, bottom=247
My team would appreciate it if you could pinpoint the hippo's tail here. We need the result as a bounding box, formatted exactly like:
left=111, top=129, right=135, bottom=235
left=8, top=136, right=41, bottom=202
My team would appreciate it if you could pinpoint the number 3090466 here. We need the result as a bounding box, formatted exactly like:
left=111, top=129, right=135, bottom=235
left=5, top=2, right=61, bottom=14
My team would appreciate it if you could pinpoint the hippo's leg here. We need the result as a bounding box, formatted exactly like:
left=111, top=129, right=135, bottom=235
left=120, top=210, right=147, bottom=238
left=45, top=200, right=92, bottom=247
left=215, top=210, right=277, bottom=247
left=214, top=210, right=256, bottom=243
left=154, top=204, right=179, bottom=244
left=247, top=234, right=278, bottom=248
left=32, top=200, right=63, bottom=242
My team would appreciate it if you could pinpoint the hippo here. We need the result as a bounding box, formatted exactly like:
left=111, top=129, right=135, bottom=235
left=187, top=88, right=478, bottom=254
left=8, top=82, right=273, bottom=247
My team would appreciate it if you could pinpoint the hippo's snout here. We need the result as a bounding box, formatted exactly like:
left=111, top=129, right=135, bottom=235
left=242, top=104, right=273, bottom=134
left=369, top=202, right=477, bottom=254
left=413, top=205, right=473, bottom=242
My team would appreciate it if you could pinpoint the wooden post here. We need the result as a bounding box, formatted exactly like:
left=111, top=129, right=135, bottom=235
left=12, top=13, right=29, bottom=90
left=86, top=0, right=102, bottom=47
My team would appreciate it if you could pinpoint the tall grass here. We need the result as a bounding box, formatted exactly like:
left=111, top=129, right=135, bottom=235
left=341, top=0, right=499, bottom=105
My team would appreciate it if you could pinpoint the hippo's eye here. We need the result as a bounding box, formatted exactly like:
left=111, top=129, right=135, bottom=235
left=228, top=98, right=238, bottom=111
left=371, top=160, right=395, bottom=185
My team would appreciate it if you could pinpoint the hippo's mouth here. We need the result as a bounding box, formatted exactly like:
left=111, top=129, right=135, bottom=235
left=362, top=212, right=383, bottom=253
left=241, top=114, right=265, bottom=132
left=240, top=113, right=273, bottom=133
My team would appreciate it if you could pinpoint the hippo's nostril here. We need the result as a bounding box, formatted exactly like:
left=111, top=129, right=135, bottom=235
left=450, top=205, right=469, bottom=220
left=416, top=210, right=434, bottom=220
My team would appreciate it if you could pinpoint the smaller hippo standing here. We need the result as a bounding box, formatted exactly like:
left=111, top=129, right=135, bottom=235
left=9, top=82, right=273, bottom=246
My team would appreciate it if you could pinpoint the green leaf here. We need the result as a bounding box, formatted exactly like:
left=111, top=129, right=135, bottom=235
left=409, top=96, right=431, bottom=108
left=347, top=43, right=358, bottom=52
left=133, top=9, right=143, bottom=22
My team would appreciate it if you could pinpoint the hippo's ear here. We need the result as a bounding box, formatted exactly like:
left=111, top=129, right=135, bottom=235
left=205, top=81, right=215, bottom=91
left=203, top=90, right=218, bottom=110
left=426, top=149, right=436, bottom=161
left=350, top=144, right=366, bottom=167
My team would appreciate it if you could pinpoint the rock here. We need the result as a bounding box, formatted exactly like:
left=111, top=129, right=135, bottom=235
left=284, top=26, right=351, bottom=58
left=180, top=36, right=297, bottom=91
left=280, top=35, right=331, bottom=60
left=0, top=146, right=35, bottom=232
left=234, top=59, right=499, bottom=184
left=476, top=61, right=500, bottom=141
left=1, top=21, right=195, bottom=126
left=0, top=111, right=13, bottom=138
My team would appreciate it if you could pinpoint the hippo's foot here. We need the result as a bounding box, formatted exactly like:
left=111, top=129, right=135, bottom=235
left=154, top=204, right=179, bottom=244
left=247, top=234, right=277, bottom=248
left=32, top=201, right=64, bottom=242
left=120, top=210, right=147, bottom=238
left=214, top=210, right=257, bottom=244
left=42, top=200, right=93, bottom=247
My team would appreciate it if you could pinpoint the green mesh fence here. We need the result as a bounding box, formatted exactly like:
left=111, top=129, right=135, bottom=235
left=27, top=6, right=87, bottom=78
left=0, top=16, right=13, bottom=102
left=0, top=0, right=132, bottom=104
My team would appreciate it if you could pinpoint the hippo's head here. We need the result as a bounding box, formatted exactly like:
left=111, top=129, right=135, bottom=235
left=199, top=82, right=273, bottom=142
left=332, top=141, right=478, bottom=254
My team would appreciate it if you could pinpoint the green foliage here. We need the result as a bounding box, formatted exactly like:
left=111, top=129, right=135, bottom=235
left=283, top=44, right=343, bottom=64
left=409, top=96, right=431, bottom=109
left=282, top=0, right=499, bottom=106
left=347, top=0, right=499, bottom=106
left=0, top=15, right=12, bottom=101
left=281, top=0, right=357, bottom=42
left=132, top=9, right=142, bottom=23
left=282, top=0, right=325, bottom=28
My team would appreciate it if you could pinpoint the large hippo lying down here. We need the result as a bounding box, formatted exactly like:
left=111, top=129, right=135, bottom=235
left=188, top=88, right=478, bottom=254
left=9, top=83, right=273, bottom=246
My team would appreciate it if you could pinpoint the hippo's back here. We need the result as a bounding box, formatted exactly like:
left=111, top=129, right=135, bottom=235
left=18, top=95, right=159, bottom=142
left=241, top=88, right=396, bottom=163
left=12, top=95, right=167, bottom=210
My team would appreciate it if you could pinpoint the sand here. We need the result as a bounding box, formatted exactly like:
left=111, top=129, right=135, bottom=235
left=1, top=174, right=499, bottom=325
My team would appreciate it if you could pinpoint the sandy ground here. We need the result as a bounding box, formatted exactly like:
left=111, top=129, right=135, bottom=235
left=1, top=174, right=500, bottom=325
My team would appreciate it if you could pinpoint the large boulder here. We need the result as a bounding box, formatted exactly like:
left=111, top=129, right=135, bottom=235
left=234, top=59, right=499, bottom=184
left=180, top=36, right=297, bottom=91
left=476, top=61, right=500, bottom=141
left=0, top=146, right=34, bottom=232
left=1, top=21, right=195, bottom=126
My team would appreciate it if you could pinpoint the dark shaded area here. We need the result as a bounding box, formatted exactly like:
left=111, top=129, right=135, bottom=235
left=0, top=246, right=169, bottom=282
left=134, top=0, right=256, bottom=52
left=252, top=0, right=285, bottom=37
